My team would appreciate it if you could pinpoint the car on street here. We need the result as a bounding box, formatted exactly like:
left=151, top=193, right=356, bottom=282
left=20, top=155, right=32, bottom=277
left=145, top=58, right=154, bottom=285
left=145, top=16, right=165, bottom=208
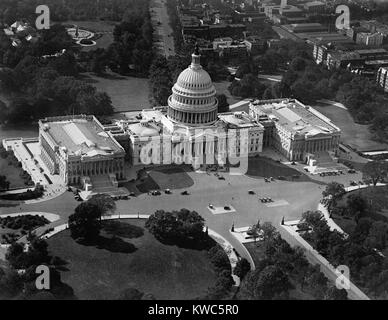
left=224, top=206, right=231, bottom=211
left=248, top=190, right=255, bottom=195
left=181, top=191, right=189, bottom=195
left=264, top=178, right=270, bottom=182
left=164, top=189, right=172, bottom=194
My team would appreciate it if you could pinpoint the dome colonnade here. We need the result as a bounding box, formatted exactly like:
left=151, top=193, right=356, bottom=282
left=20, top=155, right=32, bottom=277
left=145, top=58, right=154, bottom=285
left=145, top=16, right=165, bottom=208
left=167, top=47, right=218, bottom=126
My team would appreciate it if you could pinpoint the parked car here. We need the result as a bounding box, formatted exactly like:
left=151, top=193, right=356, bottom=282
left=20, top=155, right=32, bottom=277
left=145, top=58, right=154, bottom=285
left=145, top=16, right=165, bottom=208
left=164, top=189, right=172, bottom=194
left=248, top=190, right=255, bottom=195
left=218, top=176, right=225, bottom=180
left=151, top=190, right=161, bottom=196
left=129, top=192, right=136, bottom=197
left=264, top=178, right=270, bottom=182
left=208, top=204, right=214, bottom=209
left=224, top=206, right=231, bottom=211
left=181, top=191, right=189, bottom=195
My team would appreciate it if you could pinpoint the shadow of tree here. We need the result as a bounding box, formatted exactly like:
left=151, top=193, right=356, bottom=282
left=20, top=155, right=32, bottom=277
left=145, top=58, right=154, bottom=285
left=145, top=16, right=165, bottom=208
left=95, top=236, right=137, bottom=253
left=78, top=235, right=137, bottom=254
left=102, top=220, right=144, bottom=239
left=155, top=234, right=217, bottom=251
left=51, top=255, right=70, bottom=272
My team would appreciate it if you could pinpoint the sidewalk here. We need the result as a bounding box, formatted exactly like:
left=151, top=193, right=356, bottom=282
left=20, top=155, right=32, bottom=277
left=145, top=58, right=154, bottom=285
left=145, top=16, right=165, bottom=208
left=280, top=221, right=369, bottom=300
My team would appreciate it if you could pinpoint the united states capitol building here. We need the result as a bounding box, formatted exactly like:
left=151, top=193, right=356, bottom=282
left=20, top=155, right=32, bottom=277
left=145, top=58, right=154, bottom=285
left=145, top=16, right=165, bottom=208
left=35, top=48, right=341, bottom=190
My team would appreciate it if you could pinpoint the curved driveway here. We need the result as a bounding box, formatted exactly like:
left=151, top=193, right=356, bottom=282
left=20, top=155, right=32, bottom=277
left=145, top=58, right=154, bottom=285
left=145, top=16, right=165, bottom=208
left=1, top=170, right=329, bottom=263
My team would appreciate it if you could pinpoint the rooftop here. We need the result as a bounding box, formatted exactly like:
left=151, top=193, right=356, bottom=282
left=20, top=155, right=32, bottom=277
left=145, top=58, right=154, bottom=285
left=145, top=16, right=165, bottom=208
left=304, top=1, right=325, bottom=7
left=218, top=111, right=264, bottom=129
left=40, top=115, right=123, bottom=157
left=250, top=99, right=340, bottom=137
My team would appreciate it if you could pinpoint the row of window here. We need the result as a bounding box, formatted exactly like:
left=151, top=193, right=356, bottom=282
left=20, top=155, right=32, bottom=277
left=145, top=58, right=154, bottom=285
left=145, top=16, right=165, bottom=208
left=173, top=95, right=215, bottom=106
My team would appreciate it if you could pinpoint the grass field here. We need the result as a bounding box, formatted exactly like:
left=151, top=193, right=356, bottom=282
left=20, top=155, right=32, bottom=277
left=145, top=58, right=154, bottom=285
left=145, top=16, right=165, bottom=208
left=47, top=219, right=218, bottom=300
left=247, top=157, right=309, bottom=182
left=123, top=166, right=194, bottom=194
left=0, top=157, right=26, bottom=190
left=81, top=72, right=151, bottom=112
left=313, top=103, right=388, bottom=152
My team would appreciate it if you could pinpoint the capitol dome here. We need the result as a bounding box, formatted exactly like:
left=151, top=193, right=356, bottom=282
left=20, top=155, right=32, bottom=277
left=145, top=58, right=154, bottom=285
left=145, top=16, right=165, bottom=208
left=167, top=46, right=218, bottom=126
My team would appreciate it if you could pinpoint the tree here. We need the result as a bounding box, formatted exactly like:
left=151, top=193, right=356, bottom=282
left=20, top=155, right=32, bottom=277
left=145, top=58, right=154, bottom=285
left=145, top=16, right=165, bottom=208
left=346, top=194, right=368, bottom=222
left=262, top=87, right=274, bottom=100
left=289, top=57, right=306, bottom=72
left=217, top=94, right=229, bottom=113
left=253, top=265, right=291, bottom=299
left=0, top=268, right=23, bottom=299
left=362, top=161, right=388, bottom=186
left=324, top=286, right=348, bottom=300
left=118, top=287, right=144, bottom=300
left=366, top=221, right=388, bottom=250
left=322, top=182, right=346, bottom=211
left=68, top=202, right=102, bottom=242
left=88, top=194, right=116, bottom=217
left=0, top=175, right=10, bottom=191
left=234, top=258, right=251, bottom=280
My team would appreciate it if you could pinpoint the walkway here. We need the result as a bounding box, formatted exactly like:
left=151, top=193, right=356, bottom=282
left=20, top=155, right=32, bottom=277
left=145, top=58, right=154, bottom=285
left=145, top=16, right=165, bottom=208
left=280, top=221, right=369, bottom=300
left=317, top=99, right=348, bottom=110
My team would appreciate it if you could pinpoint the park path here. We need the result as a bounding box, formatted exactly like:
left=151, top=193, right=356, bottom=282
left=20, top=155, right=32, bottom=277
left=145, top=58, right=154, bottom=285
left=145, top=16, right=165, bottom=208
left=280, top=222, right=370, bottom=300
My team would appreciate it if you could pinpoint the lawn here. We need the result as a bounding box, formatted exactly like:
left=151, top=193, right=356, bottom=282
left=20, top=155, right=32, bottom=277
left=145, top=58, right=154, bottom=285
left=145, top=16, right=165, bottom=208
left=246, top=156, right=309, bottom=182
left=122, top=165, right=194, bottom=194
left=47, top=219, right=218, bottom=300
left=0, top=157, right=26, bottom=190
left=313, top=103, right=388, bottom=152
left=81, top=72, right=150, bottom=112
left=333, top=185, right=388, bottom=234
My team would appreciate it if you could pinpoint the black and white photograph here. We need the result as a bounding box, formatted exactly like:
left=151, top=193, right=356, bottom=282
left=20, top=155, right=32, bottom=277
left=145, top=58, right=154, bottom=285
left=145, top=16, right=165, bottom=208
left=0, top=0, right=388, bottom=311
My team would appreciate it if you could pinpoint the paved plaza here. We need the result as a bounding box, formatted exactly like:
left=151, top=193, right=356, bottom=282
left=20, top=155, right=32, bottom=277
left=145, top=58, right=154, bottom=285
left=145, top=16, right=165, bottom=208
left=0, top=162, right=337, bottom=263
